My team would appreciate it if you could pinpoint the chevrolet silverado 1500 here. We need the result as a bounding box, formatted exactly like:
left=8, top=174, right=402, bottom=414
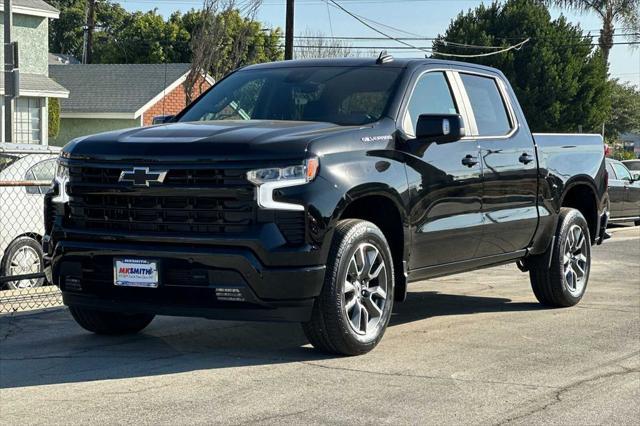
left=45, top=57, right=608, bottom=355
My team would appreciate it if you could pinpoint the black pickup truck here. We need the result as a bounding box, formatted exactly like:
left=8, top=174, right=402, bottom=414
left=45, top=57, right=608, bottom=355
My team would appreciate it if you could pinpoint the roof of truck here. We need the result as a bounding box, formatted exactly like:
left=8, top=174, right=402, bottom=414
left=241, top=57, right=503, bottom=74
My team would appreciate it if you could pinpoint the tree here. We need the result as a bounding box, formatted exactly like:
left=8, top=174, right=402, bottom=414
left=48, top=98, right=61, bottom=138
left=185, top=0, right=283, bottom=104
left=49, top=0, right=86, bottom=57
left=433, top=0, right=611, bottom=133
left=539, top=0, right=640, bottom=64
left=294, top=29, right=358, bottom=59
left=607, top=79, right=640, bottom=138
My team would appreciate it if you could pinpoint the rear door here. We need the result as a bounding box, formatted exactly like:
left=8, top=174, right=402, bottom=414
left=456, top=71, right=538, bottom=255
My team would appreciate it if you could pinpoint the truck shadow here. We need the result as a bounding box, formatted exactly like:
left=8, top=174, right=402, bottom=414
left=0, top=291, right=542, bottom=389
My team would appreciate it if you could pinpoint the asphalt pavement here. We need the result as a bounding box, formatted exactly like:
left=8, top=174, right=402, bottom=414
left=1, top=226, right=638, bottom=425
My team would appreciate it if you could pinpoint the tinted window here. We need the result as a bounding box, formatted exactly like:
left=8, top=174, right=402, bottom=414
left=405, top=72, right=458, bottom=136
left=25, top=159, right=56, bottom=195
left=612, top=163, right=632, bottom=181
left=461, top=73, right=512, bottom=136
left=180, top=66, right=404, bottom=126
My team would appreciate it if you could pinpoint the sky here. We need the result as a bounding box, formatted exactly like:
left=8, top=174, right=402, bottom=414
left=119, top=0, right=639, bottom=86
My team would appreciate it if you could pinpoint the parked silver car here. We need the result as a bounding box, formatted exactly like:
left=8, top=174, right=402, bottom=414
left=1, top=150, right=59, bottom=289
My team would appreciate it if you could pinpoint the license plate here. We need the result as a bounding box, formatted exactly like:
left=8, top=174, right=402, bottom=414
left=114, top=258, right=159, bottom=288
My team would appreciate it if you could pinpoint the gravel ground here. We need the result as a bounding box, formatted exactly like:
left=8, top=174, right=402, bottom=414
left=1, top=226, right=638, bottom=425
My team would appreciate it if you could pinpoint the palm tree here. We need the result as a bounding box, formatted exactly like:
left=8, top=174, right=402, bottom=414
left=540, top=0, right=639, bottom=64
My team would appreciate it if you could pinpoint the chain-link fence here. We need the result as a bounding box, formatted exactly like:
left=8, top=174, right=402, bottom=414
left=1, top=150, right=63, bottom=314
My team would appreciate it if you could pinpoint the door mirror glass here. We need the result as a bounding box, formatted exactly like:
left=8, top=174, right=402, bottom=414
left=415, top=114, right=465, bottom=144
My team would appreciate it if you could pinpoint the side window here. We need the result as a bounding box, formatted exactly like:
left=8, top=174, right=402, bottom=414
left=460, top=73, right=512, bottom=136
left=404, top=72, right=458, bottom=136
left=612, top=163, right=632, bottom=181
left=606, top=162, right=617, bottom=180
left=25, top=159, right=56, bottom=195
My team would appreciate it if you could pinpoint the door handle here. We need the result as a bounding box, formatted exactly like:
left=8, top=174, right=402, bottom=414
left=519, top=153, right=535, bottom=165
left=461, top=154, right=479, bottom=167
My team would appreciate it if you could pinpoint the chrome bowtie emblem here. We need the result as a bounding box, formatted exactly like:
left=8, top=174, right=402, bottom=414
left=118, top=167, right=168, bottom=187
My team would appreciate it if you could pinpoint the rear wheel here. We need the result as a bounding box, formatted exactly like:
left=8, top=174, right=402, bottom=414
left=529, top=208, right=591, bottom=307
left=69, top=306, right=155, bottom=335
left=302, top=219, right=394, bottom=356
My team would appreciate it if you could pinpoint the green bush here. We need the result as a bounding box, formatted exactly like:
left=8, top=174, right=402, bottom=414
left=48, top=98, right=60, bottom=139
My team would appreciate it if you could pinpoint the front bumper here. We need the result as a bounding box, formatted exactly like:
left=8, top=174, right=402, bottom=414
left=46, top=240, right=325, bottom=322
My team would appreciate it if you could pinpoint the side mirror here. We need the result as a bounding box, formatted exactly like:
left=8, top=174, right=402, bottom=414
left=152, top=115, right=175, bottom=125
left=416, top=114, right=465, bottom=144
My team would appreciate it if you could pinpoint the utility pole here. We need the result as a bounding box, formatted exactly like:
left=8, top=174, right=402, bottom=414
left=4, top=0, right=13, bottom=142
left=82, top=0, right=96, bottom=64
left=285, top=0, right=294, bottom=60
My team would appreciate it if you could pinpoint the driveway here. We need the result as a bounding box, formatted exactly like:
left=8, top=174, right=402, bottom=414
left=1, top=226, right=638, bottom=425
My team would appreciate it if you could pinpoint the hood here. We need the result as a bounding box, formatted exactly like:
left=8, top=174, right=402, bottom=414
left=63, top=120, right=362, bottom=163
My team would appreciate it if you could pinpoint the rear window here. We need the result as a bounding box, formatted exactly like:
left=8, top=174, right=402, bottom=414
left=460, top=73, right=512, bottom=136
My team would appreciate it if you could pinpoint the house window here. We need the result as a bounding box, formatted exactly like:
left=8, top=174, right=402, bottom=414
left=14, top=97, right=42, bottom=144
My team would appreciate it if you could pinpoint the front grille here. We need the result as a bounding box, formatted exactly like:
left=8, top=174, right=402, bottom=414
left=71, top=166, right=248, bottom=187
left=63, top=163, right=307, bottom=245
left=66, top=164, right=257, bottom=236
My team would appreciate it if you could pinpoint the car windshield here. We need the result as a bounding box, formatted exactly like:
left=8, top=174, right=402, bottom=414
left=179, top=66, right=404, bottom=126
left=0, top=154, right=18, bottom=172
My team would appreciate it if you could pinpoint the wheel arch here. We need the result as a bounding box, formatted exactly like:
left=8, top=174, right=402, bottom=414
left=559, top=178, right=600, bottom=244
left=335, top=189, right=409, bottom=301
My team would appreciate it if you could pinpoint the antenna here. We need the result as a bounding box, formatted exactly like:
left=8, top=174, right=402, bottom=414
left=376, top=50, right=394, bottom=64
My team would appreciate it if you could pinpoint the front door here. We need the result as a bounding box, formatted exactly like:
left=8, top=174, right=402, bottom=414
left=606, top=161, right=626, bottom=218
left=401, top=70, right=484, bottom=269
left=611, top=162, right=640, bottom=218
left=457, top=72, right=538, bottom=255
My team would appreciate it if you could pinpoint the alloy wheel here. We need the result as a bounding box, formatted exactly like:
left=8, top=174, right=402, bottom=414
left=343, top=242, right=389, bottom=337
left=9, top=246, right=42, bottom=289
left=563, top=224, right=589, bottom=296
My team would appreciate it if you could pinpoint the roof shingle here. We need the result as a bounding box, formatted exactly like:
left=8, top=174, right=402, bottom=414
left=1, top=0, right=59, bottom=15
left=0, top=73, right=68, bottom=97
left=48, top=63, right=192, bottom=114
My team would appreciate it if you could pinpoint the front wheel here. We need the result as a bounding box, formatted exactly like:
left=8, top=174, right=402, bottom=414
left=1, top=236, right=45, bottom=289
left=302, top=219, right=394, bottom=355
left=529, top=208, right=591, bottom=307
left=69, top=306, right=155, bottom=335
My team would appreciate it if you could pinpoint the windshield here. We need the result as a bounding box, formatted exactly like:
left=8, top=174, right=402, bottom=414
left=179, top=66, right=404, bottom=126
left=0, top=154, right=18, bottom=172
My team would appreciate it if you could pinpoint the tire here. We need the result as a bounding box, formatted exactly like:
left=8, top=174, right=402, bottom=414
left=1, top=236, right=45, bottom=290
left=529, top=208, right=591, bottom=307
left=302, top=219, right=394, bottom=355
left=69, top=306, right=155, bottom=335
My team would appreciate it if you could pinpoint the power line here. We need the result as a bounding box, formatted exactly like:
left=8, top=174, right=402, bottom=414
left=326, top=0, right=534, bottom=58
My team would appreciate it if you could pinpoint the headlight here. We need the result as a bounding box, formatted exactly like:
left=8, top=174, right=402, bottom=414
left=247, top=157, right=319, bottom=211
left=52, top=160, right=69, bottom=204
